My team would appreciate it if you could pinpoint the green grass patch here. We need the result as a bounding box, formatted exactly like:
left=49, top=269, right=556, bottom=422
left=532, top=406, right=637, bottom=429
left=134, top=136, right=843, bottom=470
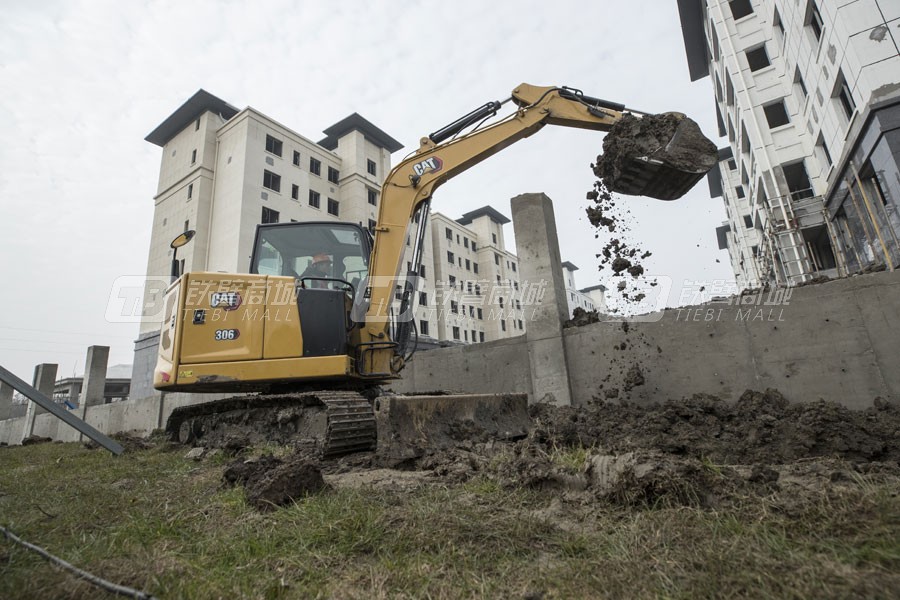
left=1, top=442, right=899, bottom=599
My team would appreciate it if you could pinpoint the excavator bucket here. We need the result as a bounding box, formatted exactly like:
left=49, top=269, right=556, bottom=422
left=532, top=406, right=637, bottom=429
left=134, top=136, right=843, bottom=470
left=374, top=393, right=531, bottom=464
left=596, top=112, right=718, bottom=201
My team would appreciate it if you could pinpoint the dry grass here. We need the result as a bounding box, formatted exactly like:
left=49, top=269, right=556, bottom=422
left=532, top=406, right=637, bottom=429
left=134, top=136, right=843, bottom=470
left=1, top=441, right=899, bottom=599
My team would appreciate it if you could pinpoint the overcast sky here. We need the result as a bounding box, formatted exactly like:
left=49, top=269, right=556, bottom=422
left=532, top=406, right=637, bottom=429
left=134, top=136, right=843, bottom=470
left=0, top=0, right=733, bottom=381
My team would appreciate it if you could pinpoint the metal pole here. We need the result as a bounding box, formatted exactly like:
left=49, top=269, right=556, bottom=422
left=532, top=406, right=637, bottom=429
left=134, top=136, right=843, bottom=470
left=0, top=365, right=123, bottom=455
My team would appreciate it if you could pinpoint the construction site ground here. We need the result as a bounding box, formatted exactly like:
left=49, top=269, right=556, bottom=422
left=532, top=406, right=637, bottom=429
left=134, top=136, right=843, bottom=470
left=2, top=391, right=899, bottom=599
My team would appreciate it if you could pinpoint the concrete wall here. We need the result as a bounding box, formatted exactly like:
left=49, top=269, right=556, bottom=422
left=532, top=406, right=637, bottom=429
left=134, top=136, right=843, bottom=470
left=3, top=270, right=897, bottom=446
left=395, top=269, right=900, bottom=409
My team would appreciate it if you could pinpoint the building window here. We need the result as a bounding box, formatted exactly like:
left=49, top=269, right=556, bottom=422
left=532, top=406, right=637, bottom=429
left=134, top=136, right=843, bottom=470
left=195, top=118, right=200, bottom=131
left=327, top=166, right=340, bottom=184
left=494, top=253, right=500, bottom=266
left=449, top=275, right=456, bottom=288
left=743, top=215, right=753, bottom=228
left=191, top=149, right=197, bottom=164
left=187, top=183, right=193, bottom=199
left=834, top=71, right=856, bottom=121
left=745, top=45, right=770, bottom=72
left=807, top=1, right=824, bottom=42
left=309, top=190, right=321, bottom=208
left=465, top=259, right=471, bottom=271
left=782, top=161, right=814, bottom=200
left=468, top=305, right=474, bottom=317
left=501, top=321, right=506, bottom=332
left=794, top=68, right=808, bottom=99
left=419, top=292, right=427, bottom=306
left=452, top=326, right=460, bottom=340
left=473, top=262, right=479, bottom=274
left=516, top=300, right=521, bottom=310
left=263, top=170, right=281, bottom=192
left=499, top=298, right=504, bottom=309
left=309, top=157, right=321, bottom=176
left=420, top=320, right=429, bottom=336
left=492, top=233, right=497, bottom=244
left=327, top=198, right=339, bottom=216
left=728, top=159, right=737, bottom=171
left=471, top=242, right=476, bottom=251
left=262, top=207, right=279, bottom=224
left=816, top=134, right=833, bottom=166
left=291, top=184, right=299, bottom=200
left=447, top=251, right=455, bottom=264
left=477, top=308, right=483, bottom=320
left=367, top=188, right=378, bottom=206
left=464, top=330, right=468, bottom=342
left=367, top=159, right=377, bottom=176
left=518, top=320, right=523, bottom=330
left=293, top=151, right=301, bottom=166
left=479, top=332, right=485, bottom=342
left=265, top=135, right=283, bottom=157
left=464, top=237, right=469, bottom=249
left=763, top=101, right=790, bottom=128
left=420, top=264, right=426, bottom=278
left=511, top=262, right=517, bottom=272
left=736, top=186, right=745, bottom=199
left=728, top=0, right=753, bottom=20
left=445, top=227, right=453, bottom=240
left=368, top=218, right=377, bottom=231
left=471, top=329, right=477, bottom=342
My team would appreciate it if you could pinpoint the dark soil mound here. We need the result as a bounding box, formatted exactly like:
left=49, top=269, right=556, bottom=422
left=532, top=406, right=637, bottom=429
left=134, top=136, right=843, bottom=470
left=530, top=389, right=900, bottom=464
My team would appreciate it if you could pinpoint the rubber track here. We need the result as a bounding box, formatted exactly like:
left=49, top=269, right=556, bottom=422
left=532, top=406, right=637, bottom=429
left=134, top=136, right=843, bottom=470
left=165, top=391, right=376, bottom=457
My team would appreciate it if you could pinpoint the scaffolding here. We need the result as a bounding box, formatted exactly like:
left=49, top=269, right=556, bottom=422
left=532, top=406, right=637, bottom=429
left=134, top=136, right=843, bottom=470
left=755, top=189, right=846, bottom=286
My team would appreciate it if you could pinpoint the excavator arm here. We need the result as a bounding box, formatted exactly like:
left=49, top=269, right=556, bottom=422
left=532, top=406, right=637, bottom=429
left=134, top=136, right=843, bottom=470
left=359, top=84, right=635, bottom=376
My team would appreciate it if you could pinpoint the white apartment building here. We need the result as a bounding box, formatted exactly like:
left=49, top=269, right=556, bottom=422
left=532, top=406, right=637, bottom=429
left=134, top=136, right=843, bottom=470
left=561, top=262, right=604, bottom=315
left=429, top=208, right=527, bottom=344
left=679, top=0, right=900, bottom=287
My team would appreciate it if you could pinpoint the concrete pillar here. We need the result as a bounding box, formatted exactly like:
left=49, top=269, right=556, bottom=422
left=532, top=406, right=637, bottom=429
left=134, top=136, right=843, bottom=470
left=22, top=363, right=58, bottom=439
left=80, top=346, right=110, bottom=407
left=511, top=193, right=573, bottom=406
left=0, top=381, right=14, bottom=421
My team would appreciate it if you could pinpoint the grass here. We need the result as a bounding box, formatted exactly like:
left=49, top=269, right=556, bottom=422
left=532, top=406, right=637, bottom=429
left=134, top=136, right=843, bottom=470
left=1, top=441, right=899, bottom=599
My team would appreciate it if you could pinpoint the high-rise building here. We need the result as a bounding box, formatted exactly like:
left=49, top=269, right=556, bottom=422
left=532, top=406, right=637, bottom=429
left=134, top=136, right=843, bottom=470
left=679, top=0, right=900, bottom=287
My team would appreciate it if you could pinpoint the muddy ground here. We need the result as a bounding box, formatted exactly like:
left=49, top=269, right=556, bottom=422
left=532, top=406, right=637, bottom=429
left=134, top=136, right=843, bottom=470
left=213, top=389, right=900, bottom=512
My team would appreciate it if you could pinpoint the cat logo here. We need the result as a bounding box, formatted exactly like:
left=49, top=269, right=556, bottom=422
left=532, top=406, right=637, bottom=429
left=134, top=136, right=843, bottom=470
left=412, top=156, right=443, bottom=177
left=210, top=291, right=242, bottom=311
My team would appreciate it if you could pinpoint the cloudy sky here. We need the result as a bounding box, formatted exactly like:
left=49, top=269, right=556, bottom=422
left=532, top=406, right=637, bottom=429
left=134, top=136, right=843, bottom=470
left=0, top=0, right=732, bottom=380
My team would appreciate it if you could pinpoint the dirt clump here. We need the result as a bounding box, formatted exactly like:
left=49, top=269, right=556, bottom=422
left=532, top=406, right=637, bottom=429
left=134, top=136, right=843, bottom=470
left=223, top=453, right=327, bottom=511
left=593, top=113, right=717, bottom=188
left=564, top=307, right=602, bottom=328
left=20, top=435, right=52, bottom=446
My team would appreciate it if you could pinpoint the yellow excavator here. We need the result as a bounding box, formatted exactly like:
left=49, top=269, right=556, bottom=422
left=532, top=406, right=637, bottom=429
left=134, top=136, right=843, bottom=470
left=155, top=84, right=715, bottom=456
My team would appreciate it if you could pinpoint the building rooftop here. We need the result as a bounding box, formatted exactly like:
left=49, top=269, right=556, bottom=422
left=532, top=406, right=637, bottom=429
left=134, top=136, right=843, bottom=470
left=580, top=284, right=607, bottom=293
left=456, top=206, right=511, bottom=226
left=318, top=113, right=403, bottom=153
left=145, top=89, right=239, bottom=147
left=561, top=261, right=579, bottom=271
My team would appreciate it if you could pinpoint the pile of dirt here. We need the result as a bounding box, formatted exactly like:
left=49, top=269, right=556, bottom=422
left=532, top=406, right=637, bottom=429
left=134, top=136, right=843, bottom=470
left=529, top=389, right=900, bottom=464
left=223, top=454, right=327, bottom=511
left=594, top=113, right=717, bottom=187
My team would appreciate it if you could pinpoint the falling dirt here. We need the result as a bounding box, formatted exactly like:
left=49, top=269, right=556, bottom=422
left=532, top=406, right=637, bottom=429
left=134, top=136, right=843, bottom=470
left=585, top=112, right=717, bottom=312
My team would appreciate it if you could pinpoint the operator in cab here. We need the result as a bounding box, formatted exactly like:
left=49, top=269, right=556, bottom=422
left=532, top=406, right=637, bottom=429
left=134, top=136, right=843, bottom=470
left=300, top=253, right=333, bottom=288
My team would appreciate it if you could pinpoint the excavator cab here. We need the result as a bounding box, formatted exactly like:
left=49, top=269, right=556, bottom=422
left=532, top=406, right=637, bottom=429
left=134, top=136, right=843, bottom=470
left=155, top=222, right=374, bottom=393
